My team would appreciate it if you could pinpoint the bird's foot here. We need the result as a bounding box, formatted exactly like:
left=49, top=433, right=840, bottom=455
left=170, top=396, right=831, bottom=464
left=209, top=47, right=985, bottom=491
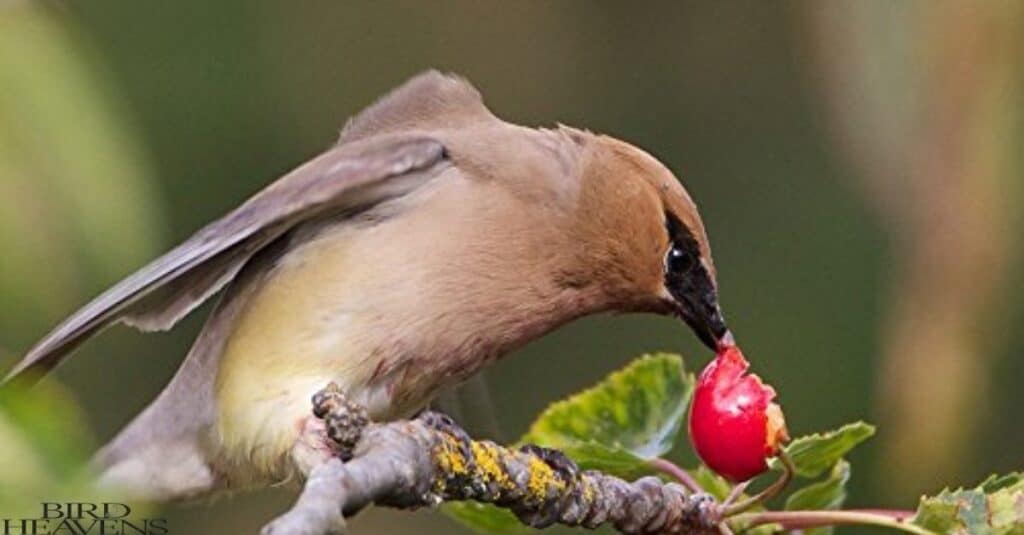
left=311, top=382, right=370, bottom=461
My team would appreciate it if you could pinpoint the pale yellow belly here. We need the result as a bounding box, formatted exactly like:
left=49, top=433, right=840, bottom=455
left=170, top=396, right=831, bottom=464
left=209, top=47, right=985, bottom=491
left=212, top=227, right=387, bottom=483
left=209, top=179, right=536, bottom=484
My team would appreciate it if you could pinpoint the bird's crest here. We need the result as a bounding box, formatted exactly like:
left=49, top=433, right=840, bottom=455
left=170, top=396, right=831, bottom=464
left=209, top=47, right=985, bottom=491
left=339, top=71, right=496, bottom=144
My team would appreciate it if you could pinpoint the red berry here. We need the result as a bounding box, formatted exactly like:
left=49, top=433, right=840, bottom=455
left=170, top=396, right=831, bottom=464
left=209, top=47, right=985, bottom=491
left=688, top=345, right=789, bottom=482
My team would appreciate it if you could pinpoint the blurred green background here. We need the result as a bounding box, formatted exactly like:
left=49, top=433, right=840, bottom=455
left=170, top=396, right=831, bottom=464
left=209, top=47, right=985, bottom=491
left=1, top=1, right=1021, bottom=533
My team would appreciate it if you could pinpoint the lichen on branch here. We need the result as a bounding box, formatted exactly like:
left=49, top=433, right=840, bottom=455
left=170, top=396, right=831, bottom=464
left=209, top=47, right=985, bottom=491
left=261, top=383, right=720, bottom=535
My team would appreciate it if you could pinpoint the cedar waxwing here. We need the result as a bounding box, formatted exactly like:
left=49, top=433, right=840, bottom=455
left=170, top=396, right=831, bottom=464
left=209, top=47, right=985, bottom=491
left=3, top=71, right=730, bottom=499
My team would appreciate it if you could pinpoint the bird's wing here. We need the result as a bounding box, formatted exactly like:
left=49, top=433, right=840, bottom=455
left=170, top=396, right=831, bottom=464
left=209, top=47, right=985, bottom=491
left=5, top=135, right=447, bottom=384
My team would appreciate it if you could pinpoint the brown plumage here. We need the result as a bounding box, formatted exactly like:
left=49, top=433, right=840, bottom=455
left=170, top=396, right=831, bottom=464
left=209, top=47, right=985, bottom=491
left=4, top=71, right=729, bottom=498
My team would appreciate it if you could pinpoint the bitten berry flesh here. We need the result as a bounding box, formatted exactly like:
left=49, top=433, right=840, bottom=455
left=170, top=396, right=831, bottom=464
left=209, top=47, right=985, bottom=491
left=689, top=345, right=789, bottom=482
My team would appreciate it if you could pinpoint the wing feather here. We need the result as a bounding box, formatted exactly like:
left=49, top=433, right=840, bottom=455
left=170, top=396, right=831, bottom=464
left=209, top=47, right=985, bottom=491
left=4, top=135, right=446, bottom=384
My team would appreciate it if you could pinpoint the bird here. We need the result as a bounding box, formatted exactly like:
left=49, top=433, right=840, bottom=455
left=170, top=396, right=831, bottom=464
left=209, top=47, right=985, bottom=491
left=3, top=71, right=731, bottom=501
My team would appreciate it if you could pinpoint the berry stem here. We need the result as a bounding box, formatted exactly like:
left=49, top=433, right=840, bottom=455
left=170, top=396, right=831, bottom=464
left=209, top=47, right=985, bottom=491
left=723, top=481, right=751, bottom=507
left=648, top=457, right=704, bottom=494
left=721, top=451, right=795, bottom=516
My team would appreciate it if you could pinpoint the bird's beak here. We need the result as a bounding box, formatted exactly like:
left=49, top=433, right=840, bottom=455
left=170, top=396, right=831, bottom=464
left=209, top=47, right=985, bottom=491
left=666, top=265, right=732, bottom=351
left=678, top=295, right=732, bottom=351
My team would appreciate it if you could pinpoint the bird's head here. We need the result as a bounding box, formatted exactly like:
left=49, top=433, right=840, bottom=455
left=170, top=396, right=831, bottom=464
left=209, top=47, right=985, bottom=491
left=566, top=133, right=731, bottom=351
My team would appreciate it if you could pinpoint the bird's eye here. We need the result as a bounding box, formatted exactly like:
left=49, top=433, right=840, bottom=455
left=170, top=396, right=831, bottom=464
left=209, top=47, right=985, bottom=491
left=666, top=245, right=694, bottom=274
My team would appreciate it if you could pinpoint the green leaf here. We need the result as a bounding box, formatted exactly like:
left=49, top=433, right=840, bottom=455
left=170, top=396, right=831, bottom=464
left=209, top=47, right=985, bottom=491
left=547, top=442, right=660, bottom=481
left=774, top=422, right=875, bottom=478
left=783, top=460, right=851, bottom=535
left=785, top=460, right=851, bottom=510
left=980, top=472, right=1023, bottom=493
left=0, top=381, right=94, bottom=478
left=913, top=472, right=1024, bottom=534
left=441, top=503, right=526, bottom=535
left=519, top=353, right=694, bottom=479
left=691, top=465, right=736, bottom=502
left=0, top=380, right=106, bottom=515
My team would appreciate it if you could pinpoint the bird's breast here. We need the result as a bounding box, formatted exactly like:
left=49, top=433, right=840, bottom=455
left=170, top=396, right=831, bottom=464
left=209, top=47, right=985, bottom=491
left=209, top=177, right=584, bottom=484
left=207, top=215, right=487, bottom=481
left=212, top=222, right=375, bottom=482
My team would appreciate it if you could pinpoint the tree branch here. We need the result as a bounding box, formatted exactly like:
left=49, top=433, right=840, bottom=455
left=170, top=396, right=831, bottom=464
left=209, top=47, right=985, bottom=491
left=261, top=384, right=720, bottom=535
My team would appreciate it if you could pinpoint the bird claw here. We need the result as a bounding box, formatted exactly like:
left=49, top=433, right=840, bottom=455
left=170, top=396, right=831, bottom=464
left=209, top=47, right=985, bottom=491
left=311, top=382, right=369, bottom=461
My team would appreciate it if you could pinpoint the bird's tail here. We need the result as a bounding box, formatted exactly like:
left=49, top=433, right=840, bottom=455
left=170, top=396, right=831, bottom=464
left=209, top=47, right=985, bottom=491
left=92, top=392, right=220, bottom=502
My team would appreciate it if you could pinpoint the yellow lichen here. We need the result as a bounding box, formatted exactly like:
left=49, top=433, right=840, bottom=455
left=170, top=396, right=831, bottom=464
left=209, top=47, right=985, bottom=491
left=471, top=441, right=514, bottom=491
left=580, top=477, right=596, bottom=503
left=525, top=455, right=565, bottom=501
left=434, top=435, right=576, bottom=505
left=433, top=435, right=469, bottom=476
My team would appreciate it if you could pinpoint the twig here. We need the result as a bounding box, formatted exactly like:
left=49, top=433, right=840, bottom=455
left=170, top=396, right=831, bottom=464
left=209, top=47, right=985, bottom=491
left=721, top=481, right=750, bottom=508
left=720, top=452, right=794, bottom=516
left=730, top=510, right=931, bottom=535
left=262, top=384, right=929, bottom=535
left=649, top=457, right=704, bottom=494
left=262, top=385, right=722, bottom=535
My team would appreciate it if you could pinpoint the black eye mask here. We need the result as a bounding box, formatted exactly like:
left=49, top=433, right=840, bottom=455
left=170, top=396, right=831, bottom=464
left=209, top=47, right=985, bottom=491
left=664, top=212, right=727, bottom=349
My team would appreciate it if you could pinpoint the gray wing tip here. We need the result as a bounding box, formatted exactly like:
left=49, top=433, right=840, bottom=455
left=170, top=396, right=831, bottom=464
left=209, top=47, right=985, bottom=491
left=2, top=347, right=52, bottom=388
